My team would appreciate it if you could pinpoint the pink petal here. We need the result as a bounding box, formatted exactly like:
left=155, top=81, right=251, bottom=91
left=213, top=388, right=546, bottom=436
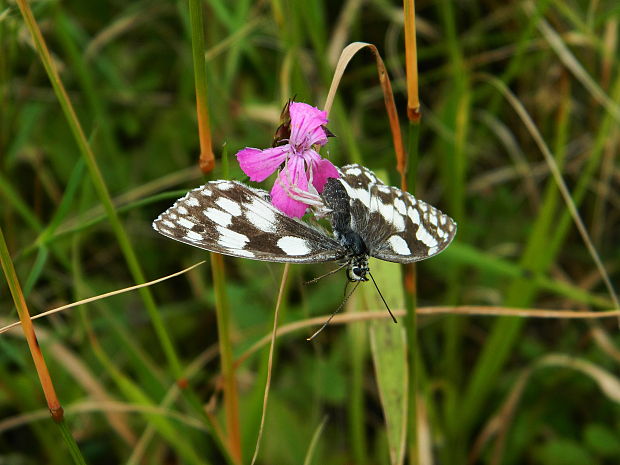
left=270, top=156, right=310, bottom=218
left=289, top=102, right=329, bottom=150
left=236, top=146, right=289, bottom=181
left=301, top=149, right=339, bottom=192
left=310, top=156, right=339, bottom=192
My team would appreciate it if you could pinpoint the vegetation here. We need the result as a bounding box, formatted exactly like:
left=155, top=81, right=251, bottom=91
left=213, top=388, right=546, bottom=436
left=1, top=0, right=619, bottom=464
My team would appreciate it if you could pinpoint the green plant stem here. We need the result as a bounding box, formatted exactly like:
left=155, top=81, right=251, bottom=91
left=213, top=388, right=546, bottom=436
left=211, top=253, right=242, bottom=464
left=404, top=268, right=418, bottom=465
left=348, top=313, right=368, bottom=465
left=403, top=3, right=421, bottom=456
left=15, top=0, right=183, bottom=378
left=57, top=419, right=89, bottom=465
left=405, top=121, right=421, bottom=465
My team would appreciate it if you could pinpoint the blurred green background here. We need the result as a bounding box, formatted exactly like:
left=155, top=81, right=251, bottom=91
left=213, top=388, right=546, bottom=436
left=1, top=0, right=620, bottom=464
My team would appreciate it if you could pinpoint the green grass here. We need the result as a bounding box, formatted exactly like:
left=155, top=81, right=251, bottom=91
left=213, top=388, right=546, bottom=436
left=1, top=0, right=619, bottom=464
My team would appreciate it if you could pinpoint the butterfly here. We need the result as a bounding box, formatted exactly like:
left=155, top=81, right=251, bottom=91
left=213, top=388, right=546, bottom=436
left=152, top=164, right=457, bottom=282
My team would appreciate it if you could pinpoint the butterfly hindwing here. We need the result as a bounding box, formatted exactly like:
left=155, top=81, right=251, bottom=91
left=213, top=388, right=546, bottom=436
left=153, top=180, right=344, bottom=263
left=337, top=164, right=457, bottom=264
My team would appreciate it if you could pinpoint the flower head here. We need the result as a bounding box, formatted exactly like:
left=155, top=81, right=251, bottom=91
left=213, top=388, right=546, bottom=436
left=236, top=102, right=339, bottom=218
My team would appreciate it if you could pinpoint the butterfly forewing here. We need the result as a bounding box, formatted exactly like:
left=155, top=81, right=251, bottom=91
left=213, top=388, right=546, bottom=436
left=338, top=164, right=457, bottom=264
left=153, top=180, right=344, bottom=263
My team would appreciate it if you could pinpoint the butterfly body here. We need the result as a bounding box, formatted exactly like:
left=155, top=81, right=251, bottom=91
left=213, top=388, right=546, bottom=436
left=321, top=177, right=369, bottom=281
left=153, top=164, right=457, bottom=276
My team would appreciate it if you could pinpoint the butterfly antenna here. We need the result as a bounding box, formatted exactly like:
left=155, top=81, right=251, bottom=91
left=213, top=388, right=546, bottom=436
left=304, top=262, right=348, bottom=285
left=368, top=271, right=397, bottom=323
left=307, top=282, right=360, bottom=341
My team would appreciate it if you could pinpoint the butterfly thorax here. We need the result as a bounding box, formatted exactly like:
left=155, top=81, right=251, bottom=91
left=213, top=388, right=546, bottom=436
left=322, top=178, right=369, bottom=282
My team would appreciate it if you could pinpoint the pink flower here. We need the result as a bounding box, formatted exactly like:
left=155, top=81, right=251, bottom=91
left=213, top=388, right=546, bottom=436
left=236, top=102, right=339, bottom=218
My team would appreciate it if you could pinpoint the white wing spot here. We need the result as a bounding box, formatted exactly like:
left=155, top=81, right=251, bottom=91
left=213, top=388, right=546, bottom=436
left=185, top=196, right=199, bottom=207
left=204, top=208, right=232, bottom=227
left=216, top=226, right=249, bottom=249
left=355, top=188, right=371, bottom=208
left=378, top=185, right=391, bottom=194
left=408, top=206, right=420, bottom=225
left=277, top=236, right=311, bottom=256
left=224, top=248, right=255, bottom=258
left=178, top=217, right=195, bottom=229
left=169, top=213, right=177, bottom=220
left=428, top=246, right=439, bottom=255
left=200, top=188, right=212, bottom=196
left=416, top=225, right=438, bottom=248
left=388, top=235, right=411, bottom=255
left=378, top=202, right=405, bottom=231
left=364, top=171, right=377, bottom=183
left=341, top=181, right=370, bottom=209
left=177, top=206, right=188, bottom=215
left=185, top=230, right=204, bottom=242
left=394, top=197, right=406, bottom=215
left=215, top=181, right=234, bottom=190
left=430, top=215, right=438, bottom=226
left=346, top=166, right=362, bottom=176
left=215, top=197, right=242, bottom=216
left=162, top=220, right=176, bottom=228
left=245, top=198, right=277, bottom=232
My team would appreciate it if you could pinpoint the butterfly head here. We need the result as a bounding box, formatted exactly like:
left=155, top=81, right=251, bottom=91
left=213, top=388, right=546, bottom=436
left=346, top=255, right=369, bottom=282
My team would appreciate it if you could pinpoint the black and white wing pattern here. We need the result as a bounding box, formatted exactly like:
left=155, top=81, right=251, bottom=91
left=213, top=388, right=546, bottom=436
left=337, top=164, right=456, bottom=263
left=153, top=180, right=344, bottom=263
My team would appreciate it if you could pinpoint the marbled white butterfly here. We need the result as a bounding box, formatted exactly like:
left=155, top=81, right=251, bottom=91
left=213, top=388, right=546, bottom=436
left=153, top=164, right=456, bottom=281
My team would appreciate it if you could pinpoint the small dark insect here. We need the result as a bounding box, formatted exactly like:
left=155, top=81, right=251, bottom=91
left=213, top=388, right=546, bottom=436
left=272, top=98, right=334, bottom=147
left=272, top=98, right=293, bottom=147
